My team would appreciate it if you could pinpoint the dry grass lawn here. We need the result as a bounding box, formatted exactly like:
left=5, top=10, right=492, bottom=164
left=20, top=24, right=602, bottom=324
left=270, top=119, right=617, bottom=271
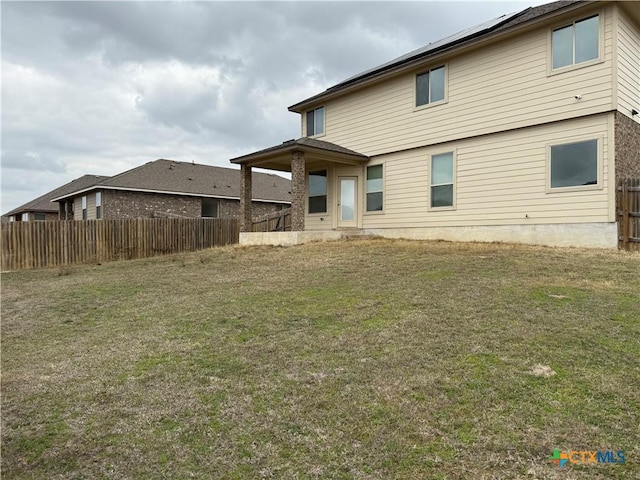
left=2, top=239, right=639, bottom=479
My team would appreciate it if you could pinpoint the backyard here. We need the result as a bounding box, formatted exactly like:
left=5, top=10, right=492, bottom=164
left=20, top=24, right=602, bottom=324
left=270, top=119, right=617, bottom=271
left=1, top=239, right=639, bottom=479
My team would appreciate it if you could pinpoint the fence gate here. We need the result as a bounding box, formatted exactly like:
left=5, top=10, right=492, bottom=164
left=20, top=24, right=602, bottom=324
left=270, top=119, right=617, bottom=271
left=617, top=178, right=640, bottom=251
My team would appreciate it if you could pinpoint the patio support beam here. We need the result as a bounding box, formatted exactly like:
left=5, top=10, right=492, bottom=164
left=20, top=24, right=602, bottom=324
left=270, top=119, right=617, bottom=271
left=240, top=164, right=253, bottom=232
left=291, top=150, right=305, bottom=231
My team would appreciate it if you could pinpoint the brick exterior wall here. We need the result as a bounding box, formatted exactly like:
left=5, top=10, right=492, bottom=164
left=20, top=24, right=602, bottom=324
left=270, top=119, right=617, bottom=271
left=101, top=190, right=285, bottom=220
left=615, top=112, right=640, bottom=181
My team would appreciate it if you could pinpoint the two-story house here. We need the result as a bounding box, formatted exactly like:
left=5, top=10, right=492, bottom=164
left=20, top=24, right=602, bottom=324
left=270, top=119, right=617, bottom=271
left=231, top=0, right=640, bottom=248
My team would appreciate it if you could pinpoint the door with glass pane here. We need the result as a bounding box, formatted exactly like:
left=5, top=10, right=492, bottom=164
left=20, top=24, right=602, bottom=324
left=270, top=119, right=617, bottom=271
left=338, top=177, right=358, bottom=228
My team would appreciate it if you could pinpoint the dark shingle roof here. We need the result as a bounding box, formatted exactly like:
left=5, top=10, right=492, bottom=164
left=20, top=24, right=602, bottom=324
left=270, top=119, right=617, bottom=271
left=289, top=1, right=585, bottom=111
left=3, top=174, right=108, bottom=216
left=230, top=137, right=368, bottom=164
left=54, top=160, right=291, bottom=203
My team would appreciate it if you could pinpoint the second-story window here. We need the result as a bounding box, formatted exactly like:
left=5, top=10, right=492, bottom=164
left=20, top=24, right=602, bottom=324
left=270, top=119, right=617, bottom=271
left=416, top=65, right=445, bottom=107
left=552, top=15, right=599, bottom=70
left=306, top=107, right=324, bottom=136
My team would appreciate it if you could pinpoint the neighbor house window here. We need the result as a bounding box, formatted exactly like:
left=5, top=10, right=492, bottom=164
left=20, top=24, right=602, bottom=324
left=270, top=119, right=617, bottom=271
left=9, top=216, right=14, bottom=222
left=34, top=213, right=46, bottom=221
left=308, top=170, right=327, bottom=213
left=366, top=164, right=383, bottom=212
left=96, top=191, right=102, bottom=219
left=430, top=152, right=455, bottom=208
left=549, top=139, right=598, bottom=188
left=202, top=198, right=220, bottom=218
left=552, top=15, right=599, bottom=70
left=306, top=107, right=325, bottom=136
left=21, top=213, right=29, bottom=221
left=82, top=196, right=87, bottom=220
left=416, top=66, right=445, bottom=107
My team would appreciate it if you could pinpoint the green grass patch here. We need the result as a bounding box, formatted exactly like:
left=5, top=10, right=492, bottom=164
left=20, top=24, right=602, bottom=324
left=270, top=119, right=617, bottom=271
left=2, top=240, right=639, bottom=478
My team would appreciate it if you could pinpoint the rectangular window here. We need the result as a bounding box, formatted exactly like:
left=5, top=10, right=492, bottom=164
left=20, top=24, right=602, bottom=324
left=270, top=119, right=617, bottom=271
left=34, top=213, right=46, bottom=221
left=306, top=107, right=325, bottom=136
left=416, top=65, right=445, bottom=107
left=201, top=198, right=220, bottom=218
left=96, top=191, right=102, bottom=219
left=550, top=139, right=598, bottom=188
left=308, top=170, right=327, bottom=213
left=21, top=213, right=29, bottom=221
left=430, top=152, right=455, bottom=208
left=366, top=165, right=383, bottom=212
left=82, top=196, right=87, bottom=220
left=552, top=15, right=599, bottom=69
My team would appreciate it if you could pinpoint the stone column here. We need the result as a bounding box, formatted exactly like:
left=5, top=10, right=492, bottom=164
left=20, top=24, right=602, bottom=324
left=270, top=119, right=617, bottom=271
left=66, top=201, right=73, bottom=220
left=59, top=202, right=65, bottom=220
left=239, top=164, right=253, bottom=232
left=291, top=150, right=306, bottom=232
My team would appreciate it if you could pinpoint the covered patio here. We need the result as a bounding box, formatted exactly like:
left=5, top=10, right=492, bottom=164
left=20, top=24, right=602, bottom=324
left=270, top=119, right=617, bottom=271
left=230, top=138, right=368, bottom=243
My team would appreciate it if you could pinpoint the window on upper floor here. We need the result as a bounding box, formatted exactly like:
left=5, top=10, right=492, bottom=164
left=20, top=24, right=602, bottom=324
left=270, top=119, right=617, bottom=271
left=308, top=170, right=327, bottom=214
left=549, top=139, right=599, bottom=190
left=21, top=213, right=29, bottom=221
left=366, top=164, right=383, bottom=212
left=430, top=151, right=455, bottom=209
left=552, top=15, right=599, bottom=70
left=416, top=65, right=445, bottom=107
left=306, top=107, right=325, bottom=136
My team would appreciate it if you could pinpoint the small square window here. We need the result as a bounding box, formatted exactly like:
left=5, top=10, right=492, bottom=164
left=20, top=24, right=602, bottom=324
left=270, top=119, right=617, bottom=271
left=306, top=107, right=324, bottom=136
left=202, top=198, right=220, bottom=218
left=550, top=139, right=598, bottom=188
left=416, top=66, right=445, bottom=107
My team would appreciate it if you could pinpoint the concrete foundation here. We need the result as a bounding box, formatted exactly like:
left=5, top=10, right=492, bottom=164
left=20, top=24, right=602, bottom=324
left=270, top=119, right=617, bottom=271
left=239, top=231, right=344, bottom=246
left=365, top=223, right=618, bottom=249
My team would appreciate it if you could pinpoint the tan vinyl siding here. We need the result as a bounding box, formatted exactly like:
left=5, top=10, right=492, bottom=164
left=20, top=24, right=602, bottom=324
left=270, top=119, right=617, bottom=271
left=317, top=6, right=614, bottom=156
left=73, top=197, right=82, bottom=220
left=362, top=114, right=612, bottom=230
left=86, top=193, right=97, bottom=220
left=617, top=7, right=640, bottom=122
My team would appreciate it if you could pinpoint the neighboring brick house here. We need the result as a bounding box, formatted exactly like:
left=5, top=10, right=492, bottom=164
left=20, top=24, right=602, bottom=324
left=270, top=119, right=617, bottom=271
left=51, top=159, right=291, bottom=220
left=2, top=175, right=108, bottom=222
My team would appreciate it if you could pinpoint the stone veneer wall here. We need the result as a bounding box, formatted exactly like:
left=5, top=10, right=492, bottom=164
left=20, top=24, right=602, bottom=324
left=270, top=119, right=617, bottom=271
left=615, top=112, right=640, bottom=181
left=103, top=190, right=286, bottom=219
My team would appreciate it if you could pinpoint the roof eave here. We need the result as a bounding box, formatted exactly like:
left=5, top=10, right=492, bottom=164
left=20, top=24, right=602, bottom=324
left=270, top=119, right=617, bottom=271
left=288, top=1, right=591, bottom=113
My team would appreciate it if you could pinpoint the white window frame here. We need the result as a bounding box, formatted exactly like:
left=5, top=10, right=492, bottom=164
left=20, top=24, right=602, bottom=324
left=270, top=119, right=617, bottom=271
left=428, top=149, right=457, bottom=211
left=548, top=12, right=603, bottom=75
left=414, top=64, right=447, bottom=110
left=546, top=135, right=603, bottom=193
left=365, top=163, right=384, bottom=214
left=306, top=106, right=325, bottom=137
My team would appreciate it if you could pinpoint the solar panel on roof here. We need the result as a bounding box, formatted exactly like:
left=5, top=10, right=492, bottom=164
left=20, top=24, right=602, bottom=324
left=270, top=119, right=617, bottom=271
left=332, top=11, right=520, bottom=89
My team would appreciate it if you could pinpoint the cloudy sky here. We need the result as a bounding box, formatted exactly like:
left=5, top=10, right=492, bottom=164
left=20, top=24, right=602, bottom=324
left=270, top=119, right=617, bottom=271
left=1, top=0, right=546, bottom=214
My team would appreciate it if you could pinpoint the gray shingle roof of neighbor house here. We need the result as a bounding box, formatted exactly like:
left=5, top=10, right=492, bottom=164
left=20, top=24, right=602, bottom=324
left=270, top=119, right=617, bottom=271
left=52, top=159, right=292, bottom=203
left=230, top=137, right=369, bottom=164
left=3, top=174, right=108, bottom=217
left=288, top=0, right=585, bottom=112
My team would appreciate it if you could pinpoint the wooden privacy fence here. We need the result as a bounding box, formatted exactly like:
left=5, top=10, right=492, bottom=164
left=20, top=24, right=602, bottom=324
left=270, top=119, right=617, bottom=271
left=617, top=178, right=640, bottom=251
left=252, top=208, right=291, bottom=232
left=1, top=218, right=240, bottom=271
